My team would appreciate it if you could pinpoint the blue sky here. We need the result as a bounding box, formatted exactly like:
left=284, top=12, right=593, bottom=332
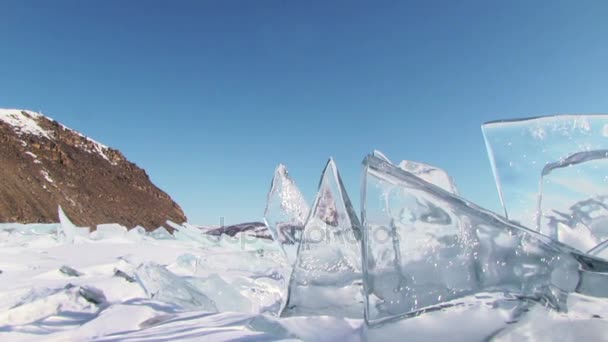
left=2, top=1, right=608, bottom=225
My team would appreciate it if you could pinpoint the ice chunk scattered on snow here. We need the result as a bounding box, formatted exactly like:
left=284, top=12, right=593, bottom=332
left=134, top=263, right=218, bottom=312
left=78, top=286, right=107, bottom=305
left=59, top=265, right=84, bottom=277
left=58, top=206, right=76, bottom=243
left=92, top=224, right=128, bottom=240
left=148, top=226, right=175, bottom=240
left=114, top=269, right=136, bottom=283
left=188, top=274, right=253, bottom=313
left=264, top=163, right=310, bottom=265
left=361, top=153, right=608, bottom=325
left=282, top=158, right=364, bottom=318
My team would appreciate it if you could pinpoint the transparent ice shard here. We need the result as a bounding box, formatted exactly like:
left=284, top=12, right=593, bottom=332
left=134, top=262, right=218, bottom=312
left=92, top=224, right=128, bottom=240
left=0, top=285, right=103, bottom=326
left=482, top=115, right=608, bottom=247
left=169, top=221, right=214, bottom=245
left=398, top=160, right=459, bottom=195
left=362, top=153, right=608, bottom=325
left=589, top=240, right=608, bottom=259
left=126, top=226, right=147, bottom=241
left=148, top=226, right=175, bottom=240
left=188, top=274, right=253, bottom=312
left=282, top=158, right=364, bottom=318
left=536, top=153, right=608, bottom=251
left=263, top=164, right=310, bottom=265
left=373, top=150, right=393, bottom=164
left=58, top=206, right=76, bottom=243
left=372, top=150, right=459, bottom=194
left=0, top=223, right=59, bottom=235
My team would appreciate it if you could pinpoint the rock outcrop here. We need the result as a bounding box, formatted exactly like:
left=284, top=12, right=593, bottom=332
left=0, top=109, right=186, bottom=230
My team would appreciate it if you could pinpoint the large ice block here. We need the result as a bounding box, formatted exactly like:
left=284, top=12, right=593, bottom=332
left=482, top=115, right=608, bottom=251
left=282, top=158, right=364, bottom=318
left=361, top=153, right=608, bottom=325
left=263, top=164, right=310, bottom=264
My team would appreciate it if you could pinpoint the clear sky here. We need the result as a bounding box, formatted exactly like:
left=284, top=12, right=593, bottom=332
left=2, top=1, right=608, bottom=225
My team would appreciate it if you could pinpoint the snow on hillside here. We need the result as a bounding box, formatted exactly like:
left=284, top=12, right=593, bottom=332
left=0, top=109, right=52, bottom=139
left=0, top=109, right=114, bottom=164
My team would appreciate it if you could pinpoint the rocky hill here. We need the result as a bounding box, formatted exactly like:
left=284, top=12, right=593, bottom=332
left=0, top=109, right=186, bottom=230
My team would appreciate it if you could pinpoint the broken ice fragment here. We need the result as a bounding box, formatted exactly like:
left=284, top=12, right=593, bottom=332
left=263, top=164, right=310, bottom=264
left=169, top=221, right=215, bottom=245
left=114, top=269, right=136, bottom=283
left=58, top=206, right=76, bottom=243
left=126, top=226, right=147, bottom=241
left=398, top=160, right=459, bottom=195
left=589, top=240, right=608, bottom=259
left=361, top=153, right=608, bottom=325
left=282, top=158, right=364, bottom=318
left=134, top=262, right=217, bottom=312
left=372, top=150, right=459, bottom=194
left=93, top=224, right=128, bottom=240
left=148, top=226, right=175, bottom=240
left=373, top=150, right=393, bottom=164
left=482, top=115, right=608, bottom=246
left=188, top=274, right=253, bottom=312
left=78, top=286, right=107, bottom=305
left=60, top=265, right=83, bottom=277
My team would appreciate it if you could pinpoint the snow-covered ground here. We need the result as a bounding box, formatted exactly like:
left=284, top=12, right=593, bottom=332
left=1, top=222, right=607, bottom=341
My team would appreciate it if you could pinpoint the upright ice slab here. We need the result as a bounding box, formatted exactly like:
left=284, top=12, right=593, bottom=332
left=282, top=159, right=364, bottom=318
left=482, top=115, right=608, bottom=251
left=263, top=164, right=310, bottom=264
left=58, top=206, right=76, bottom=243
left=361, top=154, right=608, bottom=325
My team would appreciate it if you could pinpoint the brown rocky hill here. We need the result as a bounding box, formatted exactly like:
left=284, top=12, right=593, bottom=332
left=0, top=109, right=186, bottom=230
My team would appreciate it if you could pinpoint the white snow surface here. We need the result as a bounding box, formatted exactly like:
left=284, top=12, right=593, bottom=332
left=0, top=221, right=607, bottom=341
left=0, top=109, right=115, bottom=164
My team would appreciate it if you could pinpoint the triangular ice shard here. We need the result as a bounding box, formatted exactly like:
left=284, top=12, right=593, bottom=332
left=362, top=153, right=608, bottom=325
left=58, top=206, right=76, bottom=243
left=263, top=164, right=310, bottom=264
left=281, top=158, right=363, bottom=318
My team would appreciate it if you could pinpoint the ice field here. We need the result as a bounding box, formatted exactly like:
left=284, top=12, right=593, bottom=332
left=2, top=115, right=608, bottom=341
